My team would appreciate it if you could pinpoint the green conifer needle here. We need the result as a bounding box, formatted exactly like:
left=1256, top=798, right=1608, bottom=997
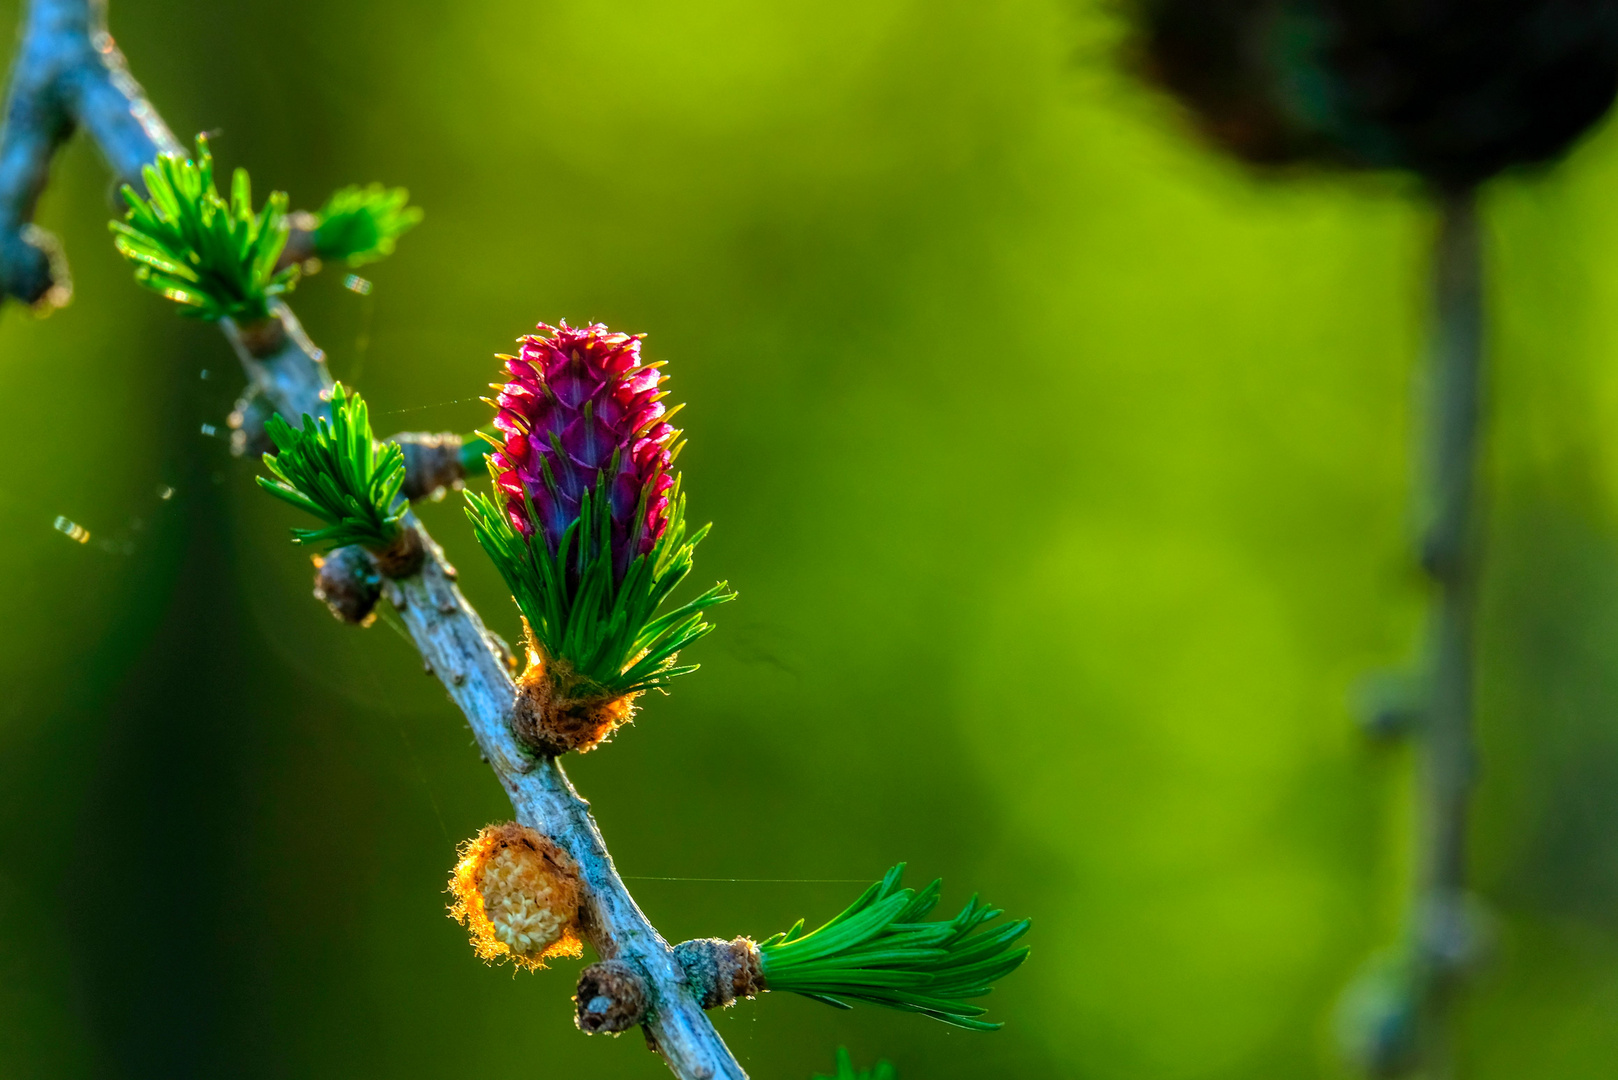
left=759, top=864, right=1031, bottom=1031
left=308, top=184, right=422, bottom=266
left=257, top=383, right=406, bottom=550
left=109, top=134, right=296, bottom=322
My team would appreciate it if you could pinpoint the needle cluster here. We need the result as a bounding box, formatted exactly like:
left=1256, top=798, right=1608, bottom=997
left=109, top=134, right=296, bottom=321
left=759, top=864, right=1031, bottom=1031
left=307, top=183, right=423, bottom=266
left=470, top=476, right=731, bottom=701
left=258, top=383, right=406, bottom=552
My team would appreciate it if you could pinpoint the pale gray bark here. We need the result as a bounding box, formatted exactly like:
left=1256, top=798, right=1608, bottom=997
left=0, top=4, right=747, bottom=1076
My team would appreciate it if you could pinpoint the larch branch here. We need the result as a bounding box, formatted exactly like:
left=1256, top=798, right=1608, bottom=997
left=0, top=3, right=747, bottom=1077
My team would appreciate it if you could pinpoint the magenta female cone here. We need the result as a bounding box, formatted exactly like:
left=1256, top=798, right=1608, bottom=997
left=491, top=322, right=675, bottom=576
left=483, top=322, right=683, bottom=753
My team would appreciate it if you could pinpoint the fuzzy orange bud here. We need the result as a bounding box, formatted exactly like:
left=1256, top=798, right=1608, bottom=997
left=448, top=822, right=583, bottom=971
left=511, top=631, right=638, bottom=756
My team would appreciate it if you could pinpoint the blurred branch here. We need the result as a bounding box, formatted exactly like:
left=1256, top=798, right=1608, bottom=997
left=1342, top=190, right=1488, bottom=1080
left=0, top=3, right=747, bottom=1077
left=0, top=0, right=180, bottom=306
left=1409, top=187, right=1485, bottom=1076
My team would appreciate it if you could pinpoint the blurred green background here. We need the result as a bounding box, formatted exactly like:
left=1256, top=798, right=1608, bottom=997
left=4, top=0, right=1618, bottom=1077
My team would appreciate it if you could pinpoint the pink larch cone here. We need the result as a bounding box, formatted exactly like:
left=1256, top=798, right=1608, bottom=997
left=489, top=322, right=676, bottom=582
left=486, top=321, right=680, bottom=754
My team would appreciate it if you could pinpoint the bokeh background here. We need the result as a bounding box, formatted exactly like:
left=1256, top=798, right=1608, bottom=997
left=4, top=1, right=1618, bottom=1077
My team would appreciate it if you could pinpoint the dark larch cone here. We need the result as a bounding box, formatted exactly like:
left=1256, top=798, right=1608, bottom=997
left=1132, top=0, right=1618, bottom=185
left=392, top=430, right=468, bottom=501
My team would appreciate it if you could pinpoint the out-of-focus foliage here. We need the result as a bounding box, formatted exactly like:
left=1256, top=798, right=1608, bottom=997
left=813, top=1047, right=896, bottom=1080
left=5, top=1, right=1618, bottom=1079
left=308, top=184, right=422, bottom=267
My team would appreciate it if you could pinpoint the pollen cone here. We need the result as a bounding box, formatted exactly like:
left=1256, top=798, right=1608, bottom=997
left=448, top=822, right=583, bottom=971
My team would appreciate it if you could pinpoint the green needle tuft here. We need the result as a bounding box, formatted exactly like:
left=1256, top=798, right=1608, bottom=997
left=257, top=383, right=406, bottom=551
left=759, top=864, right=1031, bottom=1031
left=308, top=183, right=422, bottom=266
left=109, top=134, right=296, bottom=322
left=467, top=475, right=732, bottom=700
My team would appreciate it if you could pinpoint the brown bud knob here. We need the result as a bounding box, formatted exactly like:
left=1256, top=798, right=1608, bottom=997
left=511, top=640, right=636, bottom=756
left=276, top=213, right=320, bottom=273
left=392, top=431, right=467, bottom=502
left=370, top=524, right=425, bottom=579
left=232, top=313, right=290, bottom=359
left=672, top=936, right=764, bottom=1010
left=312, top=546, right=381, bottom=625
left=1, top=225, right=69, bottom=309
left=575, top=959, right=648, bottom=1034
